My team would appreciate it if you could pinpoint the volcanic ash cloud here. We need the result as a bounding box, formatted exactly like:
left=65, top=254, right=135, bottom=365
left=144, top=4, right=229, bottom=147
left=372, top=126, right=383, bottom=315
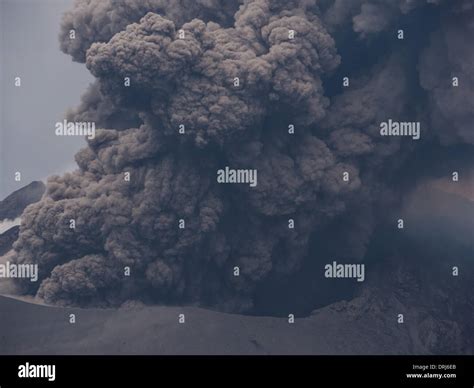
left=10, top=0, right=474, bottom=312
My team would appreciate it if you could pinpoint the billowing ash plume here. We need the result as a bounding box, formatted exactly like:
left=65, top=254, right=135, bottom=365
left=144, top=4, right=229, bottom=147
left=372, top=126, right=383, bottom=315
left=10, top=0, right=474, bottom=312
left=322, top=0, right=446, bottom=36
left=418, top=2, right=474, bottom=145
left=59, top=0, right=245, bottom=62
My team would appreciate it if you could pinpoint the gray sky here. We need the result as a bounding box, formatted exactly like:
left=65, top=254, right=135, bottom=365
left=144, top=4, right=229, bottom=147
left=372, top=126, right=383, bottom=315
left=0, top=0, right=94, bottom=199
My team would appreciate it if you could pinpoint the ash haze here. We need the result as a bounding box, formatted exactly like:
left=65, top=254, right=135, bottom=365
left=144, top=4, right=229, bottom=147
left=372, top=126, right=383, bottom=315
left=0, top=0, right=473, bottom=356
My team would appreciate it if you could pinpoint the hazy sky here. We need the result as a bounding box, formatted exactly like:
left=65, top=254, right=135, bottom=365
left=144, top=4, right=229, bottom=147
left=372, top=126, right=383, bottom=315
left=0, top=0, right=94, bottom=199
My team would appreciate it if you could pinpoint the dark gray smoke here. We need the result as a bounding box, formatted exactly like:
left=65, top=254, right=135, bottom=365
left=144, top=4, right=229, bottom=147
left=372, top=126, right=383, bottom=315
left=418, top=3, right=474, bottom=145
left=323, top=0, right=446, bottom=36
left=11, top=0, right=474, bottom=312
